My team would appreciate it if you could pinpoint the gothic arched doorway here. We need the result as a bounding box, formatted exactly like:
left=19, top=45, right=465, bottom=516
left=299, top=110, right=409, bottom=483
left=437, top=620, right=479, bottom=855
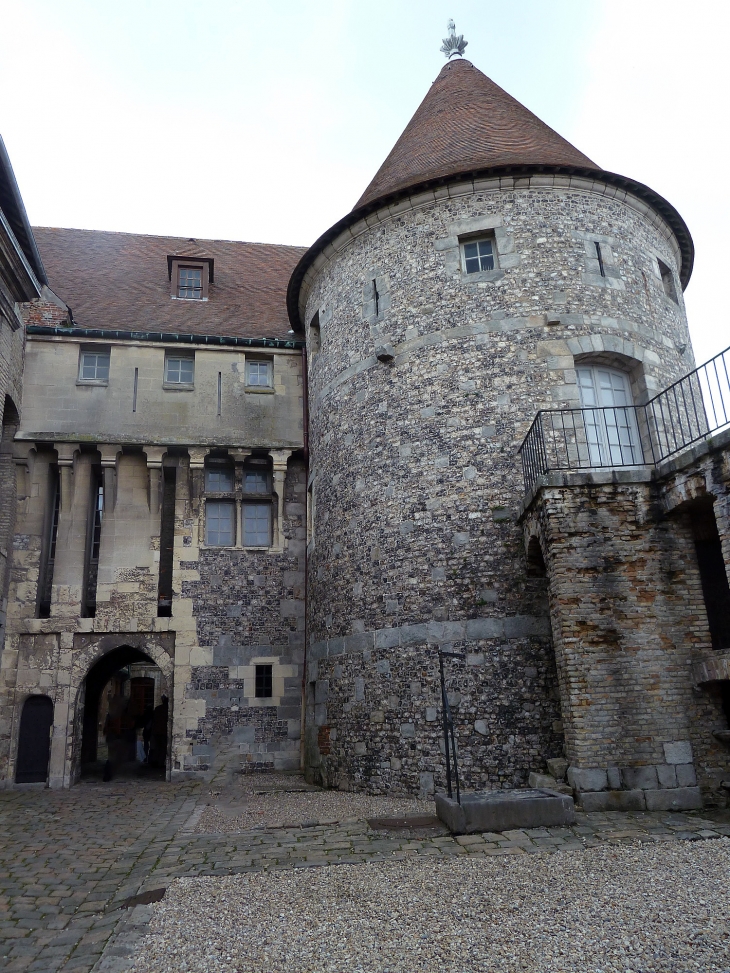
left=79, top=645, right=169, bottom=780
left=16, top=695, right=54, bottom=784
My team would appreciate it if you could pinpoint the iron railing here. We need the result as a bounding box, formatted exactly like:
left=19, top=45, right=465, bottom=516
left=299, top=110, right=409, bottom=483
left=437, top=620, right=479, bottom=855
left=520, top=345, right=730, bottom=493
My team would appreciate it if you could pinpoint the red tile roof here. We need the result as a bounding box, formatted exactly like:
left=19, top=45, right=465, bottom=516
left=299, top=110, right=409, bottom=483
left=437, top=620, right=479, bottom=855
left=33, top=227, right=306, bottom=341
left=355, top=58, right=599, bottom=210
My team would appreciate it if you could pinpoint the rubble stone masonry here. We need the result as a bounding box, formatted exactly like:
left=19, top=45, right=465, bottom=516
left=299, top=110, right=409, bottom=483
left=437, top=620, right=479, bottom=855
left=300, top=176, right=695, bottom=795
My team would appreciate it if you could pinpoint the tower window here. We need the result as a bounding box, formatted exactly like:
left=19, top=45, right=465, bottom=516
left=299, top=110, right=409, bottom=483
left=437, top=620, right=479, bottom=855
left=255, top=664, right=273, bottom=698
left=244, top=469, right=269, bottom=494
left=595, top=241, right=605, bottom=277
left=205, top=467, right=234, bottom=492
left=462, top=238, right=495, bottom=274
left=658, top=259, right=678, bottom=303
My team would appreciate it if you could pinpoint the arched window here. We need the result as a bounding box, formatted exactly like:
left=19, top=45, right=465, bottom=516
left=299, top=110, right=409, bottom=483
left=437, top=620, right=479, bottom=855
left=576, top=365, right=642, bottom=466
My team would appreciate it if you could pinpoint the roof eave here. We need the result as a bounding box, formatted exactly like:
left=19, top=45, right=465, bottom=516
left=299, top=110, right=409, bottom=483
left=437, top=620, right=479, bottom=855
left=286, top=164, right=694, bottom=331
left=0, top=136, right=48, bottom=286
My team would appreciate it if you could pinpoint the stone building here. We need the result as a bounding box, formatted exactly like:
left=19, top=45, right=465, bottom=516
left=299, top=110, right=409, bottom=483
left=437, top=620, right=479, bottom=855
left=2, top=51, right=730, bottom=808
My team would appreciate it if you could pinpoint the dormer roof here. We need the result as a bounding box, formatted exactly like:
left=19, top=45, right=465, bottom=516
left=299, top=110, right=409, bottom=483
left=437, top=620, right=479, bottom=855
left=355, top=58, right=599, bottom=211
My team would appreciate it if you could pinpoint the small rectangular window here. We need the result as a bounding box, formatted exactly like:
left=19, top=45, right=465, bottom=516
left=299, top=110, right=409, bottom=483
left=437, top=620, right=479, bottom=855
left=205, top=467, right=234, bottom=492
left=246, top=360, right=272, bottom=388
left=658, top=259, right=678, bottom=303
left=79, top=349, right=110, bottom=382
left=205, top=500, right=235, bottom=546
left=463, top=238, right=495, bottom=274
left=244, top=470, right=269, bottom=494
left=255, top=664, right=273, bottom=698
left=244, top=503, right=271, bottom=546
left=178, top=266, right=203, bottom=300
left=165, top=354, right=195, bottom=385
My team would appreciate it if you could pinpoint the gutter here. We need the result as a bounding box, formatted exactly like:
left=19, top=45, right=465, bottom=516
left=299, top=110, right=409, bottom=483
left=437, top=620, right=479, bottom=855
left=26, top=325, right=305, bottom=350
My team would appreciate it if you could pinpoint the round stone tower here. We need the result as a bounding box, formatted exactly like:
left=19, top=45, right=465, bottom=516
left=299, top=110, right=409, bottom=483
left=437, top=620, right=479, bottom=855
left=288, top=56, right=694, bottom=795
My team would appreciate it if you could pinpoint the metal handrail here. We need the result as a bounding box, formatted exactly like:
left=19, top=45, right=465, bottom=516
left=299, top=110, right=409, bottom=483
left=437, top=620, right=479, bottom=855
left=519, top=345, right=730, bottom=493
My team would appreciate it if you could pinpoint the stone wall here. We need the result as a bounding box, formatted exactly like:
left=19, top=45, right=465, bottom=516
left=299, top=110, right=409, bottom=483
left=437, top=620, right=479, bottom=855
left=0, top=333, right=305, bottom=786
left=521, top=430, right=730, bottom=810
left=300, top=177, right=693, bottom=794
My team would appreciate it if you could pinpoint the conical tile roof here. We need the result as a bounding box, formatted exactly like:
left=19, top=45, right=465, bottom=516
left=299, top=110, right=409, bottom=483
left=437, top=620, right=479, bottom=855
left=355, top=58, right=599, bottom=210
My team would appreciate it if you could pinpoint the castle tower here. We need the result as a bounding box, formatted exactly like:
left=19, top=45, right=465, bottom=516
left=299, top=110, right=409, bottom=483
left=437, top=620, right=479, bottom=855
left=288, top=54, right=695, bottom=796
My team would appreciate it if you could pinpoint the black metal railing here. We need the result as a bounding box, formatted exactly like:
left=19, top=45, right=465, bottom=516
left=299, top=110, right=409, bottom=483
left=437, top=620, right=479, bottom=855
left=520, top=345, right=730, bottom=493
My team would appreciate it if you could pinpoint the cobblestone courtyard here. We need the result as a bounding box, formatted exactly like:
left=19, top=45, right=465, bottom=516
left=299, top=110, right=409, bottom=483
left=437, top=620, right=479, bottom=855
left=0, top=775, right=729, bottom=971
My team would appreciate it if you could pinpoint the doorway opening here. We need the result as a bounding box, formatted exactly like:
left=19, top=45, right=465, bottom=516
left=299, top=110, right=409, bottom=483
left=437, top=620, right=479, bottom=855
left=79, top=645, right=169, bottom=780
left=16, top=695, right=54, bottom=784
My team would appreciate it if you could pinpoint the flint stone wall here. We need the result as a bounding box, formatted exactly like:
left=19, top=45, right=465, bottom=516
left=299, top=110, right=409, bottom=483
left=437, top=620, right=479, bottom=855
left=301, top=179, right=692, bottom=793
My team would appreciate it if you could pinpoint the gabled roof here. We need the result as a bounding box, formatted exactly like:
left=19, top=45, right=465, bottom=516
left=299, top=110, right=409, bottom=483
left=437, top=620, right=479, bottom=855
left=33, top=227, right=306, bottom=341
left=355, top=58, right=599, bottom=210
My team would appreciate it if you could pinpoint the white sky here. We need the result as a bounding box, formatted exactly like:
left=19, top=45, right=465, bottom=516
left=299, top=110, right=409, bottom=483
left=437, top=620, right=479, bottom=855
left=1, top=0, right=728, bottom=362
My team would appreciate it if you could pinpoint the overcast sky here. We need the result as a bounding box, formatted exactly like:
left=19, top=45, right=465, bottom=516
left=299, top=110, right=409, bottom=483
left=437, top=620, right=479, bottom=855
left=1, top=0, right=727, bottom=362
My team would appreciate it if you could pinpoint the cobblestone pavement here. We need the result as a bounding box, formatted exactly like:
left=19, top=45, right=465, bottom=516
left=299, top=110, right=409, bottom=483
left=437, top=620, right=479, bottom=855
left=0, top=776, right=729, bottom=972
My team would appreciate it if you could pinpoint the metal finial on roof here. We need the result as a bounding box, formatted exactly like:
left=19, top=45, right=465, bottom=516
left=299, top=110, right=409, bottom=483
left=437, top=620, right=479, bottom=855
left=440, top=19, right=467, bottom=59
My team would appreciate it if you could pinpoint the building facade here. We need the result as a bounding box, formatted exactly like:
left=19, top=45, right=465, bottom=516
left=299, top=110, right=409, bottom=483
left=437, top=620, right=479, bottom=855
left=2, top=55, right=730, bottom=808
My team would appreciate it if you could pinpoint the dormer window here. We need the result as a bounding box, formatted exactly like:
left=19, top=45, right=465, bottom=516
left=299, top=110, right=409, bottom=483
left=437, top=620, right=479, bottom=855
left=178, top=266, right=202, bottom=300
left=167, top=255, right=214, bottom=301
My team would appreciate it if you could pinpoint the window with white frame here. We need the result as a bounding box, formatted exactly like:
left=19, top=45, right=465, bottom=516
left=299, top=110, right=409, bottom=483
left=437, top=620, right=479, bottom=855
left=462, top=237, right=496, bottom=274
left=78, top=348, right=110, bottom=383
left=246, top=359, right=272, bottom=388
left=576, top=365, right=642, bottom=467
left=205, top=501, right=235, bottom=546
left=164, top=353, right=195, bottom=385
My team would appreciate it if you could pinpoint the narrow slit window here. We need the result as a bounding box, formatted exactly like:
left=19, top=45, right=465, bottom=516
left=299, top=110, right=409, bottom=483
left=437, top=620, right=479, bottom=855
left=595, top=241, right=605, bottom=277
left=373, top=279, right=380, bottom=316
left=132, top=367, right=138, bottom=412
left=83, top=471, right=103, bottom=617
left=309, top=312, right=321, bottom=355
left=255, top=664, right=273, bottom=698
left=217, top=372, right=222, bottom=416
left=463, top=238, right=495, bottom=274
left=38, top=467, right=60, bottom=618
left=690, top=504, right=730, bottom=649
left=658, top=259, right=678, bottom=303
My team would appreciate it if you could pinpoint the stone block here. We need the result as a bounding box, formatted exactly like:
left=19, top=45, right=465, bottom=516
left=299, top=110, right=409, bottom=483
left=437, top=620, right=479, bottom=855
left=400, top=723, right=415, bottom=738
left=474, top=720, right=488, bottom=736
left=567, top=767, right=608, bottom=792
left=546, top=758, right=568, bottom=781
left=606, top=766, right=621, bottom=790
left=419, top=772, right=435, bottom=798
left=663, top=741, right=693, bottom=764
left=233, top=726, right=256, bottom=743
left=354, top=741, right=367, bottom=756
left=656, top=764, right=677, bottom=788
left=314, top=679, right=329, bottom=704
left=621, top=766, right=658, bottom=790
left=436, top=788, right=575, bottom=834
left=314, top=703, right=327, bottom=726
left=579, top=789, right=646, bottom=812
left=676, top=764, right=697, bottom=787
left=425, top=707, right=438, bottom=722
left=370, top=710, right=385, bottom=723
left=644, top=787, right=702, bottom=811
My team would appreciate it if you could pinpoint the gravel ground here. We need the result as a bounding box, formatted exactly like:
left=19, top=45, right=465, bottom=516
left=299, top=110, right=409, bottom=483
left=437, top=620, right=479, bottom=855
left=129, top=838, right=730, bottom=972
left=195, top=775, right=429, bottom=832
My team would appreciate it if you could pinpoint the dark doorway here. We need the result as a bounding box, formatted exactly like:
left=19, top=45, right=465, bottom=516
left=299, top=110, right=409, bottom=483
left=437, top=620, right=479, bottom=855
left=689, top=502, right=730, bottom=650
left=79, top=646, right=169, bottom=780
left=16, top=695, right=54, bottom=783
